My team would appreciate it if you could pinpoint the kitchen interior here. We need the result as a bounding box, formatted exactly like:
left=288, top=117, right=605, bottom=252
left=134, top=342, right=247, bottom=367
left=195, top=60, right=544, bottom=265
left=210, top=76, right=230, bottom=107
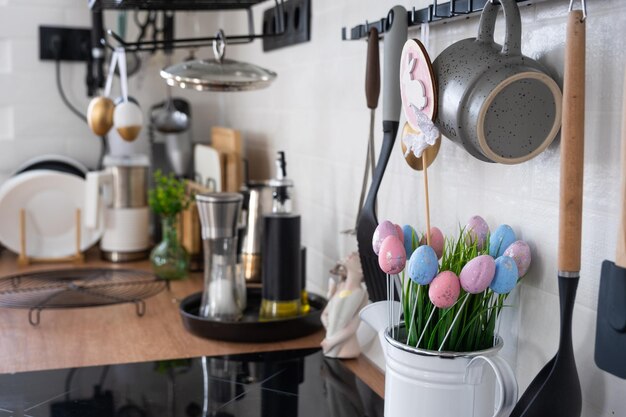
left=0, top=0, right=625, bottom=416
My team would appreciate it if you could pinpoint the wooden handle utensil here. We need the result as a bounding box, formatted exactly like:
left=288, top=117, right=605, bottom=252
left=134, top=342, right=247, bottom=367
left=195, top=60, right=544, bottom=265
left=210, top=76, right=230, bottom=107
left=558, top=10, right=586, bottom=273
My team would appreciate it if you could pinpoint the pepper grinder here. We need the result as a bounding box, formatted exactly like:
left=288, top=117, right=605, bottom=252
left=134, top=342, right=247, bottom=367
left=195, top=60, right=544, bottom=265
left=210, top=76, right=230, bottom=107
left=195, top=193, right=245, bottom=321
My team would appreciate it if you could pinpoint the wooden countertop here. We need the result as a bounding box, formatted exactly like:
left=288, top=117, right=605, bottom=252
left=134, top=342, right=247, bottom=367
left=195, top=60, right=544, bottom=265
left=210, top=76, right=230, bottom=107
left=0, top=250, right=384, bottom=397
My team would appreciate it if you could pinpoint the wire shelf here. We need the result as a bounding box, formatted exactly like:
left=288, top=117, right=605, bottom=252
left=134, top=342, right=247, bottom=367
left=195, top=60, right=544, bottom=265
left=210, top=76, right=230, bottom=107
left=89, top=0, right=268, bottom=11
left=0, top=268, right=167, bottom=325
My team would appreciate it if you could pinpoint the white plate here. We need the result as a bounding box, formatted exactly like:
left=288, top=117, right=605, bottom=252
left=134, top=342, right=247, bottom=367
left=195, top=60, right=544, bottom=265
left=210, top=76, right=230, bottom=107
left=194, top=144, right=222, bottom=191
left=0, top=171, right=104, bottom=258
left=12, top=154, right=88, bottom=178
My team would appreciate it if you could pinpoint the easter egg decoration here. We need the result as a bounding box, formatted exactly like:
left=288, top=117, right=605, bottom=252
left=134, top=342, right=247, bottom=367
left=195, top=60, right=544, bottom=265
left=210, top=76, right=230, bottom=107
left=378, top=235, right=407, bottom=275
left=372, top=220, right=399, bottom=255
left=394, top=224, right=404, bottom=242
left=402, top=224, right=417, bottom=257
left=503, top=240, right=532, bottom=277
left=112, top=48, right=143, bottom=142
left=459, top=254, right=496, bottom=294
left=114, top=101, right=143, bottom=141
left=465, top=215, right=489, bottom=250
left=429, top=271, right=461, bottom=308
left=87, top=96, right=115, bottom=136
left=408, top=245, right=439, bottom=285
left=420, top=226, right=445, bottom=259
left=489, top=224, right=517, bottom=258
left=490, top=256, right=519, bottom=294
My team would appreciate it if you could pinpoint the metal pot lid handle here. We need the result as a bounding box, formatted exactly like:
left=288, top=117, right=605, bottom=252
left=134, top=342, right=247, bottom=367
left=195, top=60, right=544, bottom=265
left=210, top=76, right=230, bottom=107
left=213, top=30, right=226, bottom=63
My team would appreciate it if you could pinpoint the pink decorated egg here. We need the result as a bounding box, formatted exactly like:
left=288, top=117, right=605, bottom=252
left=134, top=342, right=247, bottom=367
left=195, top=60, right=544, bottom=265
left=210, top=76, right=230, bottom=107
left=503, top=240, right=532, bottom=277
left=465, top=215, right=489, bottom=250
left=395, top=224, right=404, bottom=242
left=378, top=235, right=407, bottom=275
left=372, top=221, right=399, bottom=255
left=428, top=271, right=460, bottom=308
left=460, top=255, right=496, bottom=294
left=420, top=226, right=445, bottom=259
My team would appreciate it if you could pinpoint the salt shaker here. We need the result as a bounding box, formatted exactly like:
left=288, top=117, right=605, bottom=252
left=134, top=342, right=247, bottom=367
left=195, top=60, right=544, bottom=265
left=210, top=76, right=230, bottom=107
left=196, top=193, right=245, bottom=321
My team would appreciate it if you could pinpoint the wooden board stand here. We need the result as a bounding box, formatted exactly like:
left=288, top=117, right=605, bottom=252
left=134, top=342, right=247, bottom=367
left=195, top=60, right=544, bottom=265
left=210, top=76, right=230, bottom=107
left=18, top=208, right=85, bottom=266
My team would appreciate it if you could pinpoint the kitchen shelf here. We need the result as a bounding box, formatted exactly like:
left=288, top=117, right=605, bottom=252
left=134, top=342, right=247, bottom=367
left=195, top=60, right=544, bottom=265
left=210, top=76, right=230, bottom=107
left=341, top=0, right=548, bottom=41
left=89, top=0, right=268, bottom=11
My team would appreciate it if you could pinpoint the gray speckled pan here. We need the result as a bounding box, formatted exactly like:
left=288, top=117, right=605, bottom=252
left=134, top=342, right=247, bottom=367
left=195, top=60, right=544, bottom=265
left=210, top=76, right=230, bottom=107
left=433, top=0, right=562, bottom=164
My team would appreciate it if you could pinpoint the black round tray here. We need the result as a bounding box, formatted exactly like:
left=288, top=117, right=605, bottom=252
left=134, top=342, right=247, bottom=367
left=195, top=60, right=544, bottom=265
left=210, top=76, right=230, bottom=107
left=179, top=287, right=327, bottom=343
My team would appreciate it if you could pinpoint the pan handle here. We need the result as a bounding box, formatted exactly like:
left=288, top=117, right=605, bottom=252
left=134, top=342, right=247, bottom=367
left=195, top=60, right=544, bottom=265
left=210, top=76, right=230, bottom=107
left=558, top=11, right=585, bottom=273
left=382, top=6, right=408, bottom=122
left=365, top=28, right=380, bottom=111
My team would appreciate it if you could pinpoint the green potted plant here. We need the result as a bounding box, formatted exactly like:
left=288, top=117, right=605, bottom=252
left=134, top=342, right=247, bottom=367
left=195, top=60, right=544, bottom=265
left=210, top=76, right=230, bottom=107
left=148, top=170, right=190, bottom=280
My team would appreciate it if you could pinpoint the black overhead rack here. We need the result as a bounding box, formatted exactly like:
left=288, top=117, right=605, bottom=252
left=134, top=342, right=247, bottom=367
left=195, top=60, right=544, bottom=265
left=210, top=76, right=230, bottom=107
left=341, top=0, right=545, bottom=41
left=88, top=0, right=267, bottom=11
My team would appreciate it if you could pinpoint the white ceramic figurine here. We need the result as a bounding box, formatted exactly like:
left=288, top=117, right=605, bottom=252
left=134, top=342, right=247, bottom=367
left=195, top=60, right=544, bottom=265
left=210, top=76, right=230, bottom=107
left=321, top=253, right=369, bottom=358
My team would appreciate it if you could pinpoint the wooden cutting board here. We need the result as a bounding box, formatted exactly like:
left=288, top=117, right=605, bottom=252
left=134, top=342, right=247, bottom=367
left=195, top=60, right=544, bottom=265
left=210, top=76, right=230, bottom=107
left=211, top=126, right=242, bottom=155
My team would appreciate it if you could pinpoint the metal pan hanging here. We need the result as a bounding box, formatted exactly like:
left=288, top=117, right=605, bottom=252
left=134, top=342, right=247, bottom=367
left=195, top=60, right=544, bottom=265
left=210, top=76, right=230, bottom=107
left=160, top=30, right=277, bottom=92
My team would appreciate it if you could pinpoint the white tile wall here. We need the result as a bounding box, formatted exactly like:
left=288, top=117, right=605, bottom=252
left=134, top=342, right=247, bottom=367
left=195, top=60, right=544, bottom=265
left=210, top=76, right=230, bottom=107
left=0, top=0, right=222, bottom=182
left=1, top=0, right=626, bottom=414
left=215, top=0, right=626, bottom=415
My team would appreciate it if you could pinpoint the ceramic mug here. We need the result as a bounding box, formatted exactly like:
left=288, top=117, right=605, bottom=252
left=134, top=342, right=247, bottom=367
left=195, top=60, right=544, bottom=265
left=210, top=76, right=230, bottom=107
left=433, top=0, right=562, bottom=164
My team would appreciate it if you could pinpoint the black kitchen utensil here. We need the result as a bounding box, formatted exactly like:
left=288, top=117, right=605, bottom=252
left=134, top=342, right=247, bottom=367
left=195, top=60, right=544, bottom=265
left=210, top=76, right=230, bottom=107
left=509, top=7, right=584, bottom=417
left=179, top=288, right=326, bottom=343
left=595, top=72, right=626, bottom=380
left=356, top=6, right=407, bottom=302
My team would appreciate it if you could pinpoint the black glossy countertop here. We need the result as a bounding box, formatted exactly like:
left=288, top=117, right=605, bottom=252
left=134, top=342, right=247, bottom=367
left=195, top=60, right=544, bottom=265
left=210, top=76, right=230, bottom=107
left=0, top=348, right=383, bottom=417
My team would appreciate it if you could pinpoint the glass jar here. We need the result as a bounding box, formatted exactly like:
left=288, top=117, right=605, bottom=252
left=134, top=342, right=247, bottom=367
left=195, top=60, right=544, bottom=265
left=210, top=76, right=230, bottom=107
left=150, top=215, right=189, bottom=280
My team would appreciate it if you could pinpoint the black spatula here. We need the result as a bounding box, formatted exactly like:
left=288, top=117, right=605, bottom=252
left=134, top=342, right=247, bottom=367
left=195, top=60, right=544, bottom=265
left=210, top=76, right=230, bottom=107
left=356, top=6, right=407, bottom=302
left=595, top=71, right=626, bottom=380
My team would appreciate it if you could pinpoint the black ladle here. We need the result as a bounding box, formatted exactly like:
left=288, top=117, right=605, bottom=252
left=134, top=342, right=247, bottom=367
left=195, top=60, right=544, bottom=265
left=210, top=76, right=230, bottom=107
left=509, top=7, right=585, bottom=417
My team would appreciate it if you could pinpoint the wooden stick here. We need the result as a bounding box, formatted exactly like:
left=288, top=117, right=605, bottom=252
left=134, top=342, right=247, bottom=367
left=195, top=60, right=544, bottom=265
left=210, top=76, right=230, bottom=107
left=18, top=209, right=28, bottom=266
left=423, top=153, right=432, bottom=246
left=616, top=71, right=626, bottom=268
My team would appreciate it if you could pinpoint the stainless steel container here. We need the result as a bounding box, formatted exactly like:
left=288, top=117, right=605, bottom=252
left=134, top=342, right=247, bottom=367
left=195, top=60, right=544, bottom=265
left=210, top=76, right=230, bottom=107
left=196, top=192, right=245, bottom=321
left=108, top=164, right=149, bottom=208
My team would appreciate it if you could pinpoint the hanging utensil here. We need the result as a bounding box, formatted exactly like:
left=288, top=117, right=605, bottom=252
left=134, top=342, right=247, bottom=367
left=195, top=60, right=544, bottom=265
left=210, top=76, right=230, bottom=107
left=160, top=30, right=277, bottom=92
left=154, top=57, right=190, bottom=134
left=510, top=2, right=585, bottom=416
left=595, top=70, right=626, bottom=379
left=342, top=27, right=380, bottom=235
left=356, top=6, right=407, bottom=303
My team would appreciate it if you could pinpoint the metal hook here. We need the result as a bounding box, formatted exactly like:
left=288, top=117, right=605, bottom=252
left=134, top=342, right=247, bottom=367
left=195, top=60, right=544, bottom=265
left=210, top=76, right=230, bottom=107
left=212, top=29, right=226, bottom=63
left=568, top=0, right=587, bottom=21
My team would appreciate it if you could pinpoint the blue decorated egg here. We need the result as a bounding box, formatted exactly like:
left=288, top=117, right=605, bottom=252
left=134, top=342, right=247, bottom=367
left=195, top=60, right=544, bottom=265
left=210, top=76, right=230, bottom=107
left=460, top=255, right=496, bottom=294
left=402, top=224, right=417, bottom=258
left=490, top=256, right=519, bottom=294
left=489, top=224, right=517, bottom=258
left=408, top=245, right=439, bottom=285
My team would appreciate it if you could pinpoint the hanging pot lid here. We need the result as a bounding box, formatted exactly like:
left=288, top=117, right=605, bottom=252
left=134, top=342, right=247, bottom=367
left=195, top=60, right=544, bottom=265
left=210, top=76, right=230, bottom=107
left=160, top=30, right=277, bottom=92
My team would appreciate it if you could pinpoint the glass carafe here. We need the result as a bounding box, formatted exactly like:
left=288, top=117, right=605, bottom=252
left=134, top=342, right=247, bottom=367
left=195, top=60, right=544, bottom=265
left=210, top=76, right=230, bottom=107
left=196, top=193, right=245, bottom=321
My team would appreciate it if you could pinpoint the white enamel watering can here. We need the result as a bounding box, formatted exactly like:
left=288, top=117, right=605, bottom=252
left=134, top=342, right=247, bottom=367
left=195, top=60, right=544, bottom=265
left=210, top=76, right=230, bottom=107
left=360, top=301, right=518, bottom=417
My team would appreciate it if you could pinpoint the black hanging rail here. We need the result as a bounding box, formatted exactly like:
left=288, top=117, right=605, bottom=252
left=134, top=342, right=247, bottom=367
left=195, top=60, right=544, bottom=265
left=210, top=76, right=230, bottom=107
left=341, top=0, right=546, bottom=41
left=89, top=0, right=267, bottom=11
left=93, top=0, right=286, bottom=52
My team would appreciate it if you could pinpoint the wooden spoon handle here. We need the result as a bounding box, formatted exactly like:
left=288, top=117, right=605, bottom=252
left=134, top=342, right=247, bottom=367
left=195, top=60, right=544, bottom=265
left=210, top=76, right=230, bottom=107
left=616, top=72, right=626, bottom=268
left=365, top=28, right=380, bottom=110
left=558, top=11, right=585, bottom=273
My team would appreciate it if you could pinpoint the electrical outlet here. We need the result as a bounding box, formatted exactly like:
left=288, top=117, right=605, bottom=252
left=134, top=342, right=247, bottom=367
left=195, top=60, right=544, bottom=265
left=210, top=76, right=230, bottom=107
left=39, top=26, right=91, bottom=62
left=262, top=0, right=310, bottom=52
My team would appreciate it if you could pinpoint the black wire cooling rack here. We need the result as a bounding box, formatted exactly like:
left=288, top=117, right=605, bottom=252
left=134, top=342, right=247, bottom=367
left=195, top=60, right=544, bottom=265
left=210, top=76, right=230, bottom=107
left=0, top=268, right=167, bottom=325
